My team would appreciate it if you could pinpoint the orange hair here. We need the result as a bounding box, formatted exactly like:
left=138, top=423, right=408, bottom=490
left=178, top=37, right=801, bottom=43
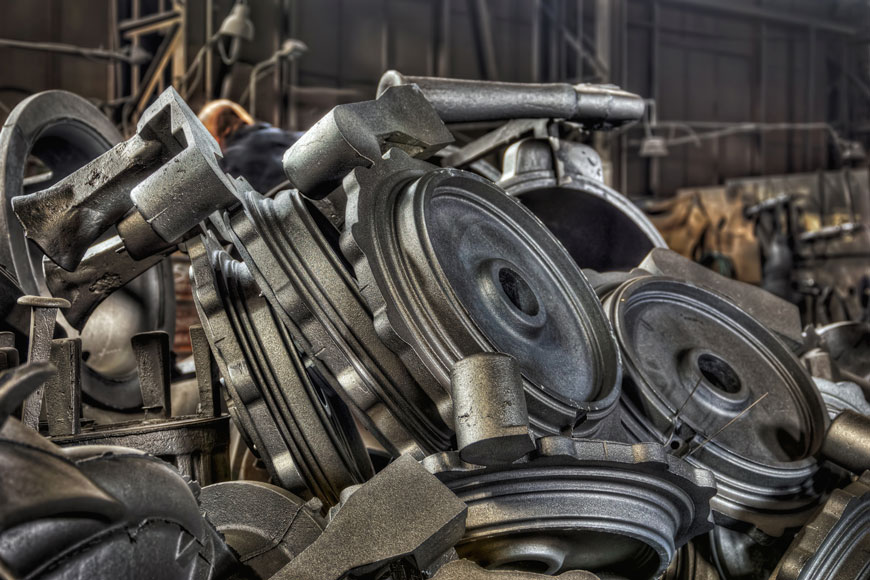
left=198, top=99, right=255, bottom=149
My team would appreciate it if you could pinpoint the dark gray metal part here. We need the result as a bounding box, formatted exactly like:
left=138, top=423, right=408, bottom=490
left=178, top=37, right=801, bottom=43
left=771, top=471, right=870, bottom=580
left=51, top=415, right=231, bottom=486
left=822, top=410, right=870, bottom=475
left=638, top=248, right=804, bottom=350
left=342, top=149, right=622, bottom=438
left=0, top=363, right=54, bottom=429
left=499, top=137, right=666, bottom=272
left=199, top=481, right=325, bottom=579
left=423, top=437, right=715, bottom=579
left=274, top=454, right=468, bottom=580
left=188, top=324, right=221, bottom=419
left=189, top=233, right=372, bottom=503
left=0, top=88, right=175, bottom=411
left=11, top=87, right=244, bottom=271
left=377, top=70, right=645, bottom=128
left=451, top=353, right=535, bottom=466
left=0, top=418, right=242, bottom=580
left=44, top=338, right=82, bottom=437
left=228, top=189, right=451, bottom=458
left=132, top=331, right=172, bottom=418
left=18, top=294, right=68, bottom=429
left=664, top=541, right=721, bottom=580
left=432, top=559, right=601, bottom=580
left=602, top=275, right=828, bottom=536
left=282, top=84, right=453, bottom=199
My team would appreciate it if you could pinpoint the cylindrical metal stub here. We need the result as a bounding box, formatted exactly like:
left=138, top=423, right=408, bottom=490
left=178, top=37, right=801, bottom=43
left=451, top=353, right=535, bottom=466
left=822, top=410, right=870, bottom=474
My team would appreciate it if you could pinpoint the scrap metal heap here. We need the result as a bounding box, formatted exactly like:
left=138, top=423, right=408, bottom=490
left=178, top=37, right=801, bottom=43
left=0, top=73, right=869, bottom=580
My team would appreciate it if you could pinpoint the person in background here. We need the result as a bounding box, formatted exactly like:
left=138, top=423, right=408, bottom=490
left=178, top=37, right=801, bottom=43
left=198, top=99, right=300, bottom=194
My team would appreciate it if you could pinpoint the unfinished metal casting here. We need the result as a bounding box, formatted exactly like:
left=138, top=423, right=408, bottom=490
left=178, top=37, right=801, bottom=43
left=4, top=74, right=870, bottom=580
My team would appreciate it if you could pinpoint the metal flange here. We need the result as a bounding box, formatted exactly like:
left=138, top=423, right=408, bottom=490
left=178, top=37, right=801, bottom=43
left=189, top=234, right=372, bottom=505
left=227, top=188, right=452, bottom=458
left=602, top=276, right=829, bottom=536
left=199, top=481, right=325, bottom=579
left=771, top=471, right=870, bottom=579
left=423, top=437, right=716, bottom=579
left=342, top=149, right=622, bottom=437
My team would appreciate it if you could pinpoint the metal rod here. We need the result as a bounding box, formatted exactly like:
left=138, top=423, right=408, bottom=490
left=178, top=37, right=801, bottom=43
left=687, top=392, right=769, bottom=457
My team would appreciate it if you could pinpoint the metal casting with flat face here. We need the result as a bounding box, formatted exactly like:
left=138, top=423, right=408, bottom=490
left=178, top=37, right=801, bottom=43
left=603, top=275, right=828, bottom=536
left=342, top=150, right=622, bottom=438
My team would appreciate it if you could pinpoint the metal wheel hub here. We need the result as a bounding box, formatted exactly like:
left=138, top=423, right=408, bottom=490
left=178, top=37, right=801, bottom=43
left=343, top=150, right=622, bottom=436
left=603, top=276, right=828, bottom=535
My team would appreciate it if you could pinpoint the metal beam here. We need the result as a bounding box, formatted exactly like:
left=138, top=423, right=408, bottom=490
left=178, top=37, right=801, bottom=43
left=658, top=0, right=857, bottom=35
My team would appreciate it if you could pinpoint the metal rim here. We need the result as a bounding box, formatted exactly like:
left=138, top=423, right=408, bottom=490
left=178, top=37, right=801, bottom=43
left=423, top=437, right=716, bottom=579
left=189, top=233, right=372, bottom=505
left=771, top=472, right=870, bottom=580
left=603, top=276, right=827, bottom=534
left=343, top=150, right=622, bottom=437
left=227, top=188, right=452, bottom=457
left=499, top=138, right=666, bottom=273
left=0, top=90, right=174, bottom=409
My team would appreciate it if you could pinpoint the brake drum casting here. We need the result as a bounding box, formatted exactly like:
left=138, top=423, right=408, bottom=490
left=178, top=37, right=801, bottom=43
left=423, top=437, right=716, bottom=579
left=342, top=150, right=622, bottom=437
left=603, top=276, right=828, bottom=535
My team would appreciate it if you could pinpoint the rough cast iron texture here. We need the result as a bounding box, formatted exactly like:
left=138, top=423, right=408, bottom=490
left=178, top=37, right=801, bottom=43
left=499, top=138, right=666, bottom=272
left=273, top=454, right=467, bottom=580
left=771, top=471, right=870, bottom=580
left=602, top=275, right=828, bottom=536
left=189, top=233, right=372, bottom=503
left=822, top=410, right=870, bottom=475
left=423, top=437, right=716, bottom=579
left=451, top=353, right=535, bottom=466
left=0, top=412, right=242, bottom=580
left=199, top=481, right=325, bottom=578
left=341, top=149, right=622, bottom=438
left=282, top=83, right=453, bottom=199
left=227, top=188, right=452, bottom=458
left=11, top=86, right=244, bottom=271
left=376, top=71, right=645, bottom=128
left=431, top=559, right=601, bottom=580
left=0, top=90, right=174, bottom=410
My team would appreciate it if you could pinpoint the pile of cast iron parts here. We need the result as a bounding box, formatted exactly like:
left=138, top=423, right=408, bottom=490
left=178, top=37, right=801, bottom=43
left=1, top=72, right=869, bottom=580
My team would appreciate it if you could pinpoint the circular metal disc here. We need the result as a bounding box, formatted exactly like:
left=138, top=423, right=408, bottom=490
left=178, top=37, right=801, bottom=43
left=604, top=276, right=827, bottom=534
left=344, top=152, right=621, bottom=436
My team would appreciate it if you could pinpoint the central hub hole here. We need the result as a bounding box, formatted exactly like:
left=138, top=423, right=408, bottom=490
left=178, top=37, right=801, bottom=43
left=498, top=267, right=539, bottom=316
left=698, top=353, right=741, bottom=394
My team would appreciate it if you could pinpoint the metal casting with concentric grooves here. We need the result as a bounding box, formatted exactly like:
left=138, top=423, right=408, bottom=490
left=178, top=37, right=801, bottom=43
left=0, top=90, right=174, bottom=410
left=772, top=471, right=870, bottom=580
left=189, top=234, right=372, bottom=505
left=602, top=275, right=828, bottom=536
left=423, top=437, right=716, bottom=579
left=227, top=188, right=452, bottom=458
left=341, top=149, right=622, bottom=437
